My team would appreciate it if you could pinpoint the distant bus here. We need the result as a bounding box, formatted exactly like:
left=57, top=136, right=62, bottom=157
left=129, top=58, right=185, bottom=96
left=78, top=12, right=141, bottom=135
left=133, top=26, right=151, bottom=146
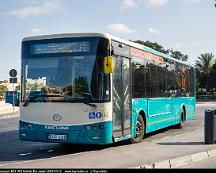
left=5, top=91, right=20, bottom=106
left=19, top=33, right=196, bottom=144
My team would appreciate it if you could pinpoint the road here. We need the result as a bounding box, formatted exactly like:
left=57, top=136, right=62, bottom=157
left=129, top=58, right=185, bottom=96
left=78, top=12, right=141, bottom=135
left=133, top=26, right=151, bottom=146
left=0, top=102, right=215, bottom=168
left=186, top=157, right=216, bottom=168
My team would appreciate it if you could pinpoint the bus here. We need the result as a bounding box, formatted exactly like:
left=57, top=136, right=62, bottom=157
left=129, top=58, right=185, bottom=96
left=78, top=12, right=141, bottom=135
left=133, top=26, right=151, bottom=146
left=5, top=91, right=20, bottom=106
left=19, top=33, right=196, bottom=144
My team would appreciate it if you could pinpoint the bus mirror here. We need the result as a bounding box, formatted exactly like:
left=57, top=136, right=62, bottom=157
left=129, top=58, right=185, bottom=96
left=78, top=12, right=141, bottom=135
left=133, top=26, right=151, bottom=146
left=104, top=56, right=113, bottom=73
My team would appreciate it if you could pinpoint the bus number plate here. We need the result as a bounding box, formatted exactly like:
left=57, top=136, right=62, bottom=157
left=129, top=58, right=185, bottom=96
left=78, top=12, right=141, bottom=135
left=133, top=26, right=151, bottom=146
left=48, top=134, right=67, bottom=140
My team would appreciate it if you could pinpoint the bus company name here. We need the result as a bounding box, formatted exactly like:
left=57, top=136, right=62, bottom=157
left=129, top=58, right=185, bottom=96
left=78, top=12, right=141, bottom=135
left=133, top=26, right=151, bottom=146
left=45, top=125, right=69, bottom=130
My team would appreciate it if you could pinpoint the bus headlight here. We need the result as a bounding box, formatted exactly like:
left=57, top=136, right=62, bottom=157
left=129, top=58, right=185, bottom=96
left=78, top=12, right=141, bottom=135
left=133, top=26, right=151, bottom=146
left=86, top=126, right=91, bottom=130
left=92, top=125, right=97, bottom=130
left=99, top=125, right=105, bottom=129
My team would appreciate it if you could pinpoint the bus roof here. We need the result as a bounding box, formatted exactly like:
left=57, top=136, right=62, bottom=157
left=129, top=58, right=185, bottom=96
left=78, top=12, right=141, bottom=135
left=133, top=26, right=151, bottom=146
left=23, top=32, right=193, bottom=67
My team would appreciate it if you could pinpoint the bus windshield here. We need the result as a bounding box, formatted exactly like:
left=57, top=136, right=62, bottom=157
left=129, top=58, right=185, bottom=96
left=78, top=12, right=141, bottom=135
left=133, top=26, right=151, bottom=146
left=21, top=37, right=110, bottom=103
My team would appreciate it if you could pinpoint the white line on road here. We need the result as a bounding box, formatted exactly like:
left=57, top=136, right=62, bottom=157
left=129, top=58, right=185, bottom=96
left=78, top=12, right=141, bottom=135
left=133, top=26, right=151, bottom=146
left=18, top=152, right=32, bottom=156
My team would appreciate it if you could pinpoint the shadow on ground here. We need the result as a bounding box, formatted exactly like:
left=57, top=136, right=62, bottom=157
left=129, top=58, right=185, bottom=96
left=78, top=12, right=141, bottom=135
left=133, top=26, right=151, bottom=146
left=0, top=130, right=131, bottom=163
left=0, top=122, right=198, bottom=164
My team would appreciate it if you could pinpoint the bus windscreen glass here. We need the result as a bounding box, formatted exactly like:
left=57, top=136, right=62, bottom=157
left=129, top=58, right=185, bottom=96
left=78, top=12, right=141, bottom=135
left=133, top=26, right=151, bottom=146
left=21, top=37, right=110, bottom=103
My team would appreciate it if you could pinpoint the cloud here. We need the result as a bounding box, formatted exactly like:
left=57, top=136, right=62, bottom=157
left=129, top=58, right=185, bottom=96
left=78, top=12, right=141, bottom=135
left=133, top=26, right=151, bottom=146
left=147, top=0, right=170, bottom=7
left=183, top=0, right=201, bottom=5
left=148, top=27, right=161, bottom=34
left=30, top=28, right=43, bottom=35
left=2, top=0, right=63, bottom=19
left=107, top=23, right=137, bottom=33
left=121, top=0, right=140, bottom=8
left=175, top=42, right=187, bottom=49
left=121, top=0, right=169, bottom=8
left=193, top=42, right=201, bottom=46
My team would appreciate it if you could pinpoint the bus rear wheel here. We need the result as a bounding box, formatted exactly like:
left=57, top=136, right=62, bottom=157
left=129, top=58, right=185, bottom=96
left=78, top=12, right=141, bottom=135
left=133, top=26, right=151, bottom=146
left=176, top=111, right=185, bottom=129
left=130, top=114, right=145, bottom=144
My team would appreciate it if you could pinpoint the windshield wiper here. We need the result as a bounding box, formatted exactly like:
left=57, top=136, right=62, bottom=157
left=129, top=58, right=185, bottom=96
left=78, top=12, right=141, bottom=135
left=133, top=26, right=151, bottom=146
left=23, top=94, right=63, bottom=107
left=64, top=94, right=97, bottom=108
left=83, top=100, right=97, bottom=108
left=81, top=93, right=97, bottom=108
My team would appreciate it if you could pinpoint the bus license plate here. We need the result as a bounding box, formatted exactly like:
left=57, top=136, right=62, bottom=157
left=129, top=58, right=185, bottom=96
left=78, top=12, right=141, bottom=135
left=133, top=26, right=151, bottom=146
left=48, top=134, right=67, bottom=140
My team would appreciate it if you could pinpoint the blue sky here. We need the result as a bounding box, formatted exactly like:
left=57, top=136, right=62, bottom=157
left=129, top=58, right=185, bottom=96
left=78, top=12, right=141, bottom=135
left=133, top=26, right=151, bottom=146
left=0, top=0, right=215, bottom=79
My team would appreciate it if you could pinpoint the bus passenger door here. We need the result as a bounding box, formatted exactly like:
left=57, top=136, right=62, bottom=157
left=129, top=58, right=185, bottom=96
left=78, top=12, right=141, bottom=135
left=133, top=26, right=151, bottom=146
left=112, top=56, right=132, bottom=138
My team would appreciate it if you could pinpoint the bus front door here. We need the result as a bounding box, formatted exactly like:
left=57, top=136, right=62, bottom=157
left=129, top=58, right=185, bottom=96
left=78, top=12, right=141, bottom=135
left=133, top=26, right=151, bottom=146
left=112, top=56, right=132, bottom=139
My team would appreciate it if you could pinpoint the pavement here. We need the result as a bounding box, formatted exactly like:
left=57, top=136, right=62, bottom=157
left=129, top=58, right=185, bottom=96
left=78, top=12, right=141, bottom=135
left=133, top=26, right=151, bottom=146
left=0, top=101, right=19, bottom=119
left=0, top=101, right=216, bottom=168
left=134, top=128, right=216, bottom=168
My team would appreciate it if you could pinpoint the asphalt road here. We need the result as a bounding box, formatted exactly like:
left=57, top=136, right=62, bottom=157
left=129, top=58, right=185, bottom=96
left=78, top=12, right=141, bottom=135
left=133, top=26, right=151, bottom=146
left=0, top=102, right=215, bottom=168
left=186, top=156, right=216, bottom=168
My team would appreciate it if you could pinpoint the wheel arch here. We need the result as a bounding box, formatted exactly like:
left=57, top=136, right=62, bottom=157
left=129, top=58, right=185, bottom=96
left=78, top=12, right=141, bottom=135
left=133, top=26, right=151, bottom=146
left=138, top=110, right=147, bottom=129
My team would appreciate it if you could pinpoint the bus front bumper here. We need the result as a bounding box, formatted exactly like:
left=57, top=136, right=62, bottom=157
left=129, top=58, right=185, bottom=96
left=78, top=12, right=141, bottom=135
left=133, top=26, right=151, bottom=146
left=19, top=120, right=113, bottom=145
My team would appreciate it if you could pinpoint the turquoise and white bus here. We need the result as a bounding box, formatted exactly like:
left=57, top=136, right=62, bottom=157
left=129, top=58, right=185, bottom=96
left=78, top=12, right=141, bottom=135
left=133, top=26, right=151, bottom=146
left=19, top=33, right=196, bottom=144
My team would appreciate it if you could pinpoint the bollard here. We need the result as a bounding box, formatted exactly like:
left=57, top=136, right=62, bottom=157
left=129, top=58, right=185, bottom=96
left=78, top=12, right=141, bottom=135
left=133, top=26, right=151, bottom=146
left=204, top=109, right=216, bottom=144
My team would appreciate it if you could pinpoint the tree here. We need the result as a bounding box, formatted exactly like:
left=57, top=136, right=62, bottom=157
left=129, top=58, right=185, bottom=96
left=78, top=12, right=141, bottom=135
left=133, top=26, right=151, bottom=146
left=134, top=40, right=168, bottom=54
left=195, top=53, right=215, bottom=92
left=0, top=85, right=8, bottom=96
left=168, top=49, right=188, bottom=61
left=209, top=63, right=216, bottom=92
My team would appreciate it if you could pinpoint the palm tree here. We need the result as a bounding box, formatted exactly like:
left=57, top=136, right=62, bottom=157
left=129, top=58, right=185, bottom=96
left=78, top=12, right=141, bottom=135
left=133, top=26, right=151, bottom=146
left=195, top=53, right=215, bottom=93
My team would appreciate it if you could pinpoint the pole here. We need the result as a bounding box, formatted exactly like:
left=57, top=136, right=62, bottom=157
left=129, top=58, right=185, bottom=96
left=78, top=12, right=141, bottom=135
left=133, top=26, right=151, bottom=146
left=12, top=82, right=15, bottom=114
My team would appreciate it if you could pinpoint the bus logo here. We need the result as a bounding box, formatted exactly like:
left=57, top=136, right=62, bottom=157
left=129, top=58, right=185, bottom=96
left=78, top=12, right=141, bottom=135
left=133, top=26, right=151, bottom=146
left=53, top=114, right=62, bottom=121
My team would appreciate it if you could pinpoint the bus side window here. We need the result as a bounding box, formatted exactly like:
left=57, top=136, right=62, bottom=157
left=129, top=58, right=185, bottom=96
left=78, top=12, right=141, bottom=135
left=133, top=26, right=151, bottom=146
left=158, top=62, right=167, bottom=97
left=166, top=61, right=176, bottom=97
left=132, top=61, right=146, bottom=98
left=146, top=61, right=158, bottom=98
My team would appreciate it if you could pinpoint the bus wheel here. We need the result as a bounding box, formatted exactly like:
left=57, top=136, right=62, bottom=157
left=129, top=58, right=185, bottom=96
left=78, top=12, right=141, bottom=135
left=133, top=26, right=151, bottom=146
left=130, top=114, right=145, bottom=144
left=176, top=111, right=185, bottom=129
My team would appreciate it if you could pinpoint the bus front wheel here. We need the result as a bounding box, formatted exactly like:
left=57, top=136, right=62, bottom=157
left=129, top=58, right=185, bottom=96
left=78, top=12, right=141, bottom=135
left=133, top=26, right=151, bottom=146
left=130, top=114, right=145, bottom=144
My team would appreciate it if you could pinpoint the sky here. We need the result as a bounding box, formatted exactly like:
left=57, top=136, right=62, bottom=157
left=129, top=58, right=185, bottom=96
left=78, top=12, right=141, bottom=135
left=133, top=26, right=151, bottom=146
left=0, top=0, right=215, bottom=80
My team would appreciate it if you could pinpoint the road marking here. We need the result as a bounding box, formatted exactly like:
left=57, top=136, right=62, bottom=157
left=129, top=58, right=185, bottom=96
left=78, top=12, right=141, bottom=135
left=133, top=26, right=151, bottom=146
left=18, top=152, right=32, bottom=156
left=0, top=149, right=84, bottom=168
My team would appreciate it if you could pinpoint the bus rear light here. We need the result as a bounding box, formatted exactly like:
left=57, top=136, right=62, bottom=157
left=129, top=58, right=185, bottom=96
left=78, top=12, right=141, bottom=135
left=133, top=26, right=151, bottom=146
left=85, top=126, right=91, bottom=130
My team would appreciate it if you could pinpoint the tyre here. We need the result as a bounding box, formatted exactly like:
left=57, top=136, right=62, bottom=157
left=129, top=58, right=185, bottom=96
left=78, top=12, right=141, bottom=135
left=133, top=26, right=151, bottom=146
left=176, top=111, right=185, bottom=129
left=130, top=114, right=145, bottom=144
